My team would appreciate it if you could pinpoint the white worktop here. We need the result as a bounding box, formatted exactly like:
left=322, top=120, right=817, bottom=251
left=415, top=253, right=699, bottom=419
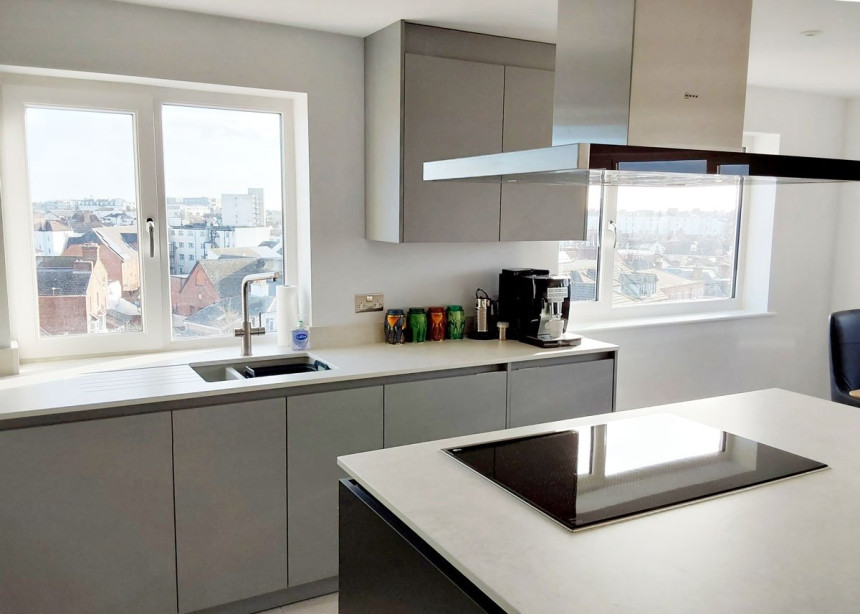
left=0, top=336, right=616, bottom=422
left=338, top=389, right=860, bottom=613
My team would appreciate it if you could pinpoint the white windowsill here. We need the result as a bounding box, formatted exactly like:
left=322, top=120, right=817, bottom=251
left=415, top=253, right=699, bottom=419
left=570, top=309, right=775, bottom=334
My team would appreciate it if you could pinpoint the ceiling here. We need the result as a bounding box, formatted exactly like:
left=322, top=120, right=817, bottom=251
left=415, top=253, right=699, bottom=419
left=113, top=0, right=860, bottom=98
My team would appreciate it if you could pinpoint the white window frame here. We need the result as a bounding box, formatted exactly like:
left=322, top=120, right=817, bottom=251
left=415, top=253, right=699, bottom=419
left=0, top=71, right=310, bottom=360
left=566, top=139, right=777, bottom=326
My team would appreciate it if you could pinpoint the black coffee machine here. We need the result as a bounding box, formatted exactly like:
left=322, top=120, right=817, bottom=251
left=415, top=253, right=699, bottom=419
left=498, top=268, right=579, bottom=348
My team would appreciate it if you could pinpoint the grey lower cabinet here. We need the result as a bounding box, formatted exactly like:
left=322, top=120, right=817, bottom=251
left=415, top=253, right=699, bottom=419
left=508, top=358, right=615, bottom=428
left=0, top=413, right=176, bottom=614
left=384, top=371, right=508, bottom=447
left=287, top=386, right=384, bottom=587
left=173, top=398, right=287, bottom=613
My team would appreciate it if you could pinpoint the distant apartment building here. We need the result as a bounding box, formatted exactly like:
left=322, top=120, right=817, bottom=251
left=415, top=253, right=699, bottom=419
left=221, top=188, right=264, bottom=227
left=615, top=210, right=732, bottom=237
left=166, top=196, right=214, bottom=226
left=169, top=225, right=271, bottom=274
left=33, top=219, right=75, bottom=256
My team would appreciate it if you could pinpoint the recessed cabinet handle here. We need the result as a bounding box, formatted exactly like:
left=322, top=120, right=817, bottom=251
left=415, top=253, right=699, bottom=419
left=146, top=218, right=155, bottom=258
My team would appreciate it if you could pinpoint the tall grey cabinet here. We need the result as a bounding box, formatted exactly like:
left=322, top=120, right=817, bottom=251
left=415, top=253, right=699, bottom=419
left=173, top=398, right=288, bottom=613
left=0, top=413, right=176, bottom=614
left=499, top=65, right=588, bottom=241
left=402, top=53, right=504, bottom=242
left=287, top=387, right=384, bottom=587
left=365, top=22, right=586, bottom=243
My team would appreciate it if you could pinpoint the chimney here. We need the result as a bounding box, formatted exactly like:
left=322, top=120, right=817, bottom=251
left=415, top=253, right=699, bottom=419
left=73, top=260, right=94, bottom=273
left=81, top=243, right=100, bottom=263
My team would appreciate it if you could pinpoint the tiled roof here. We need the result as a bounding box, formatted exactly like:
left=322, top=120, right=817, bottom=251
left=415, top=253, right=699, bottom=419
left=184, top=295, right=275, bottom=328
left=37, top=267, right=91, bottom=296
left=193, top=257, right=275, bottom=299
left=34, top=219, right=73, bottom=232
left=66, top=226, right=138, bottom=261
left=208, top=246, right=282, bottom=260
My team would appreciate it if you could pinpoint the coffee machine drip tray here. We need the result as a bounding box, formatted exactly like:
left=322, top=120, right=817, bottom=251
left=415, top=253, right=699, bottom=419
left=523, top=333, right=583, bottom=348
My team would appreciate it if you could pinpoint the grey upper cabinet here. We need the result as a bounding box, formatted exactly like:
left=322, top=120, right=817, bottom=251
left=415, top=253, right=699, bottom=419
left=287, top=387, right=384, bottom=587
left=173, top=398, right=287, bottom=613
left=499, top=65, right=589, bottom=242
left=0, top=413, right=176, bottom=614
left=365, top=22, right=571, bottom=243
left=402, top=53, right=504, bottom=242
left=508, top=358, right=615, bottom=428
left=384, top=371, right=508, bottom=447
left=502, top=65, right=555, bottom=153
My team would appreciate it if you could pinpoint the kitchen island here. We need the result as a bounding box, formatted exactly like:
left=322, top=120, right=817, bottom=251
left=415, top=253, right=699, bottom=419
left=338, top=389, right=860, bottom=613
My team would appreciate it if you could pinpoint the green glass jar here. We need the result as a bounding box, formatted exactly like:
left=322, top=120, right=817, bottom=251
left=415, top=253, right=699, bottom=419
left=447, top=305, right=465, bottom=340
left=407, top=308, right=427, bottom=343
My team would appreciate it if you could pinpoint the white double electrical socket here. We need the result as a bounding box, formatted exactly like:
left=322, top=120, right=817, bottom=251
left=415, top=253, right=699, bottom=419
left=355, top=293, right=384, bottom=313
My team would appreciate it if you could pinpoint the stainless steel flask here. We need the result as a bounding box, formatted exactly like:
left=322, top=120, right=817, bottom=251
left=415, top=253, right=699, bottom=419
left=475, top=297, right=491, bottom=334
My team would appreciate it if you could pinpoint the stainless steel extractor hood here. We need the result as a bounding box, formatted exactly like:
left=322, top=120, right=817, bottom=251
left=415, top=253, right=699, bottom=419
left=424, top=0, right=860, bottom=185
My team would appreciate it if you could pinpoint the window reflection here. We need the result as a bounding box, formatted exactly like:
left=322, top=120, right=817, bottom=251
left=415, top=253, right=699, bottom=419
left=603, top=414, right=724, bottom=475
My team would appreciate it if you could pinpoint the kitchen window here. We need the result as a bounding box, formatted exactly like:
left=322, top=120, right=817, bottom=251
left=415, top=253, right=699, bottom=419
left=560, top=178, right=758, bottom=322
left=0, top=74, right=308, bottom=359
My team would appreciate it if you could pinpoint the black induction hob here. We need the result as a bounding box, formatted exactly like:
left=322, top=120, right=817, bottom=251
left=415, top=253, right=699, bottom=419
left=445, top=414, right=827, bottom=531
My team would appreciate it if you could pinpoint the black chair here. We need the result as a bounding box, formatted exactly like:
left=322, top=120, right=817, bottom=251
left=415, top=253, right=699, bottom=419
left=829, top=310, right=860, bottom=408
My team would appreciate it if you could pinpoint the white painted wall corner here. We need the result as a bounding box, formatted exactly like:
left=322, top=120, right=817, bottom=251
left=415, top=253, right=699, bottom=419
left=0, top=340, right=20, bottom=376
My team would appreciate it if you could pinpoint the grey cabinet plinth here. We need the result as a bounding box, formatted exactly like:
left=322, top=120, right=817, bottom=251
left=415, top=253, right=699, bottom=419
left=287, top=386, right=383, bottom=587
left=173, top=398, right=287, bottom=613
left=384, top=371, right=508, bottom=448
left=0, top=413, right=176, bottom=614
left=508, top=359, right=615, bottom=428
left=403, top=53, right=504, bottom=242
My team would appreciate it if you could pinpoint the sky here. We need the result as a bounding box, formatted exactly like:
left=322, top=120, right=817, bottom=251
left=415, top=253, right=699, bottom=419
left=25, top=105, right=284, bottom=210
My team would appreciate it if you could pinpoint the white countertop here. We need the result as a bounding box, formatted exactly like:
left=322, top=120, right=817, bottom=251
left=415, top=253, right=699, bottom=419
left=0, top=336, right=616, bottom=422
left=338, top=389, right=860, bottom=613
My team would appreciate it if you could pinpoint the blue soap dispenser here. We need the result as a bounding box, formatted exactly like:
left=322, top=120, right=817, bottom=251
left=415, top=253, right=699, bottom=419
left=291, top=318, right=310, bottom=350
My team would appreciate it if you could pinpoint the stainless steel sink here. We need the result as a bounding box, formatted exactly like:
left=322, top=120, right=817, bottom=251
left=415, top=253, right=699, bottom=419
left=190, top=354, right=332, bottom=382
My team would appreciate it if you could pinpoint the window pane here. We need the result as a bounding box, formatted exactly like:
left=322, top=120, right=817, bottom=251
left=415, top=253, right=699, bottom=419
left=558, top=186, right=601, bottom=302
left=161, top=105, right=284, bottom=338
left=26, top=107, right=142, bottom=337
left=612, top=185, right=740, bottom=306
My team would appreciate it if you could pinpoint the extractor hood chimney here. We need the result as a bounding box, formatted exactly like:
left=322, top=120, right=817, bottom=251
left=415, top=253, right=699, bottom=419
left=424, top=0, right=860, bottom=186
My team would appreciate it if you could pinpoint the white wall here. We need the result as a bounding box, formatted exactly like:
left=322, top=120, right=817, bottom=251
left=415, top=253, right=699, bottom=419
left=0, top=0, right=851, bottom=408
left=830, top=96, right=860, bottom=312
left=0, top=0, right=557, bottom=331
left=589, top=87, right=848, bottom=409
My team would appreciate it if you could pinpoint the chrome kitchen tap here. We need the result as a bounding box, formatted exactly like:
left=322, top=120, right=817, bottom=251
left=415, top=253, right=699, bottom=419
left=235, top=271, right=280, bottom=356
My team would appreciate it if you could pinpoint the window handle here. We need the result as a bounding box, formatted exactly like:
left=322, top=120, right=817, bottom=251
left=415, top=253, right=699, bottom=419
left=146, top=218, right=156, bottom=258
left=608, top=220, right=618, bottom=249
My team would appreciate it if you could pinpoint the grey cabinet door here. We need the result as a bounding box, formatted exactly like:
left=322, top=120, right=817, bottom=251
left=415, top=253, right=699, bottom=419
left=509, top=359, right=615, bottom=428
left=402, top=53, right=504, bottom=242
left=287, top=387, right=383, bottom=586
left=0, top=413, right=176, bottom=614
left=500, top=64, right=588, bottom=242
left=173, top=398, right=287, bottom=613
left=384, top=371, right=507, bottom=448
left=502, top=65, right=554, bottom=153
